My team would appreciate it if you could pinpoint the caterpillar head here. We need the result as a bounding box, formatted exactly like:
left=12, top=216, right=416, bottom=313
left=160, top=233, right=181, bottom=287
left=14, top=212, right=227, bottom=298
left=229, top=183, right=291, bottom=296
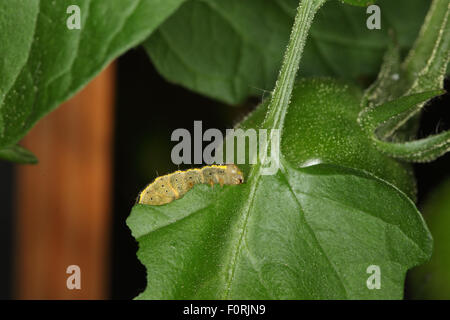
left=224, top=164, right=244, bottom=185
left=138, top=187, right=171, bottom=206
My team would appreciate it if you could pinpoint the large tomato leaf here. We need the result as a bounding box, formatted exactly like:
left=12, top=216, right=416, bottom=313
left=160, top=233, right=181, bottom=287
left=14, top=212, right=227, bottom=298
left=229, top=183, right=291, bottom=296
left=127, top=79, right=432, bottom=299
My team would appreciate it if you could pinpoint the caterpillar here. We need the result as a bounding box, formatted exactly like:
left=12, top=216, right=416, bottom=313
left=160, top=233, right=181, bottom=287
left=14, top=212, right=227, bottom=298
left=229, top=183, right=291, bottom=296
left=138, top=164, right=244, bottom=206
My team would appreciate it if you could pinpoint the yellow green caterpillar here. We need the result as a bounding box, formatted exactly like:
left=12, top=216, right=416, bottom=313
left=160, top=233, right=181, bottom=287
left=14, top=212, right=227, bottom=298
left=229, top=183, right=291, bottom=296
left=138, top=164, right=244, bottom=206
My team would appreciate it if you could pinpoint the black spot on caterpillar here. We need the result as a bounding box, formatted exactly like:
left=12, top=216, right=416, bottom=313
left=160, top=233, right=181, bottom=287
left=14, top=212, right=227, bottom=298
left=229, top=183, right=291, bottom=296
left=138, top=164, right=244, bottom=206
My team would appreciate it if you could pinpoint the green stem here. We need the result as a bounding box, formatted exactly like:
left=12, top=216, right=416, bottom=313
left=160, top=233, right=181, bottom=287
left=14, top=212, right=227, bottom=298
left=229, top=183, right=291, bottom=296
left=263, top=0, right=327, bottom=132
left=371, top=0, right=449, bottom=140
left=402, top=0, right=450, bottom=91
left=223, top=0, right=327, bottom=298
left=251, top=0, right=326, bottom=177
left=360, top=0, right=450, bottom=162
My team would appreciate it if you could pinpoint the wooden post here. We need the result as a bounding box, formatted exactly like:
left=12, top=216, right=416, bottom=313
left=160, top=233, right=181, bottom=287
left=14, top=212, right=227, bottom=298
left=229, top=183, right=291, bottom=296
left=14, top=63, right=116, bottom=299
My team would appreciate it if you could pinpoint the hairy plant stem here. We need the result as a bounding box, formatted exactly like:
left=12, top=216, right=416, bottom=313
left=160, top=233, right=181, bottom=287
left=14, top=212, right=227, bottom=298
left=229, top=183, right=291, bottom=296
left=380, top=0, right=450, bottom=138
left=223, top=0, right=327, bottom=298
left=252, top=0, right=327, bottom=178
left=403, top=0, right=450, bottom=92
left=263, top=0, right=327, bottom=133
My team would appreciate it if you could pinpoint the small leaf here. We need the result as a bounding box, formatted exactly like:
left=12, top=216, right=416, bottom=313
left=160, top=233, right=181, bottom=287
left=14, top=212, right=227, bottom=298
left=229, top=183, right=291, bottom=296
left=358, top=90, right=444, bottom=133
left=361, top=37, right=403, bottom=108
left=358, top=90, right=450, bottom=163
left=0, top=144, right=38, bottom=164
left=365, top=0, right=450, bottom=139
left=403, top=0, right=450, bottom=95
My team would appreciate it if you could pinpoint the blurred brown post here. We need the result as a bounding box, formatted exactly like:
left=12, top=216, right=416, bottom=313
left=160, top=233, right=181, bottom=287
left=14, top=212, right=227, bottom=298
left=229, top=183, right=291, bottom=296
left=14, top=63, right=116, bottom=299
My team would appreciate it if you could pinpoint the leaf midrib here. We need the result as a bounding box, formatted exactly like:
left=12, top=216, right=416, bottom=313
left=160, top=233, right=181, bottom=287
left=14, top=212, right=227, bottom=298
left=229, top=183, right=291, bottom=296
left=222, top=165, right=262, bottom=299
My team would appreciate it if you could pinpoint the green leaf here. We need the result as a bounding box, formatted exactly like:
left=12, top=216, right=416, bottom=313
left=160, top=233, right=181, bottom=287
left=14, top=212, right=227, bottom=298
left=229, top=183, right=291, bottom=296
left=0, top=144, right=38, bottom=164
left=389, top=0, right=450, bottom=138
left=358, top=90, right=450, bottom=162
left=359, top=90, right=444, bottom=133
left=0, top=0, right=186, bottom=150
left=403, top=0, right=450, bottom=95
left=144, top=0, right=428, bottom=104
left=361, top=39, right=403, bottom=108
left=127, top=79, right=432, bottom=299
left=409, top=178, right=450, bottom=299
left=358, top=88, right=450, bottom=163
left=357, top=5, right=450, bottom=164
left=261, top=79, right=418, bottom=199
left=363, top=0, right=450, bottom=140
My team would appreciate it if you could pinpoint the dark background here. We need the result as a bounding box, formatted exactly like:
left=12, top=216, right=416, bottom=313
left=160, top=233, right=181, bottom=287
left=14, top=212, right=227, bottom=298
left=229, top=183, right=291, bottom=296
left=1, top=47, right=449, bottom=299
